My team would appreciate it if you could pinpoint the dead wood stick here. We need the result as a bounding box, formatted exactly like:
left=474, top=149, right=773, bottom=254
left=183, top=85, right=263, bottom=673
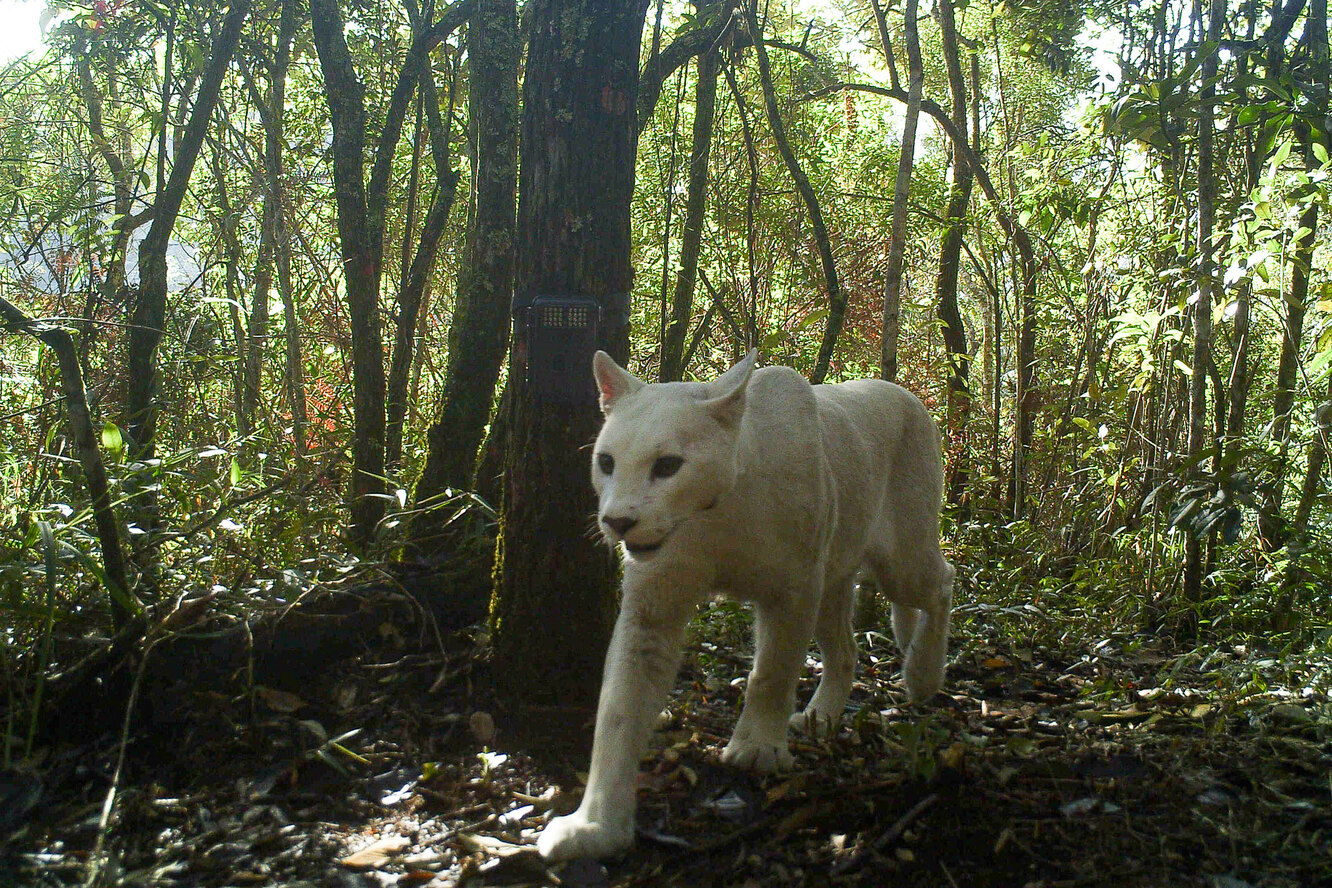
left=832, top=792, right=938, bottom=875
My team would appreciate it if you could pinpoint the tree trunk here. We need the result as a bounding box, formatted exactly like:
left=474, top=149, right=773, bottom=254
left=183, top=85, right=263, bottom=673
left=413, top=0, right=519, bottom=553
left=387, top=64, right=461, bottom=473
left=660, top=28, right=720, bottom=382
left=745, top=1, right=845, bottom=383
left=75, top=43, right=150, bottom=307
left=935, top=0, right=973, bottom=507
left=0, top=297, right=138, bottom=628
left=125, top=0, right=250, bottom=461
left=309, top=0, right=472, bottom=546
left=271, top=2, right=306, bottom=461
left=1292, top=373, right=1331, bottom=534
left=879, top=0, right=920, bottom=383
left=1182, top=0, right=1224, bottom=614
left=490, top=0, right=651, bottom=709
left=309, top=0, right=387, bottom=547
left=1259, top=196, right=1318, bottom=549
left=210, top=144, right=249, bottom=438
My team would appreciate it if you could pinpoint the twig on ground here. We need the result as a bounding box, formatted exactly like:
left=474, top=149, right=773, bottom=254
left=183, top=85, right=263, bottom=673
left=831, top=792, right=938, bottom=875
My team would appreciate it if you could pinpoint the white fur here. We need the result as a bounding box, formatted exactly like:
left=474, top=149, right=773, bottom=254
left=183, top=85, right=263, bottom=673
left=536, top=351, right=954, bottom=861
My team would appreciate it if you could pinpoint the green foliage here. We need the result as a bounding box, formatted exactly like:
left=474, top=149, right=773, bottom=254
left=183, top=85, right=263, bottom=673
left=0, top=0, right=1329, bottom=752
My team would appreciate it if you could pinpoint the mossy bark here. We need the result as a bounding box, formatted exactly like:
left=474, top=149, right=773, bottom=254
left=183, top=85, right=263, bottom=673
left=413, top=0, right=520, bottom=553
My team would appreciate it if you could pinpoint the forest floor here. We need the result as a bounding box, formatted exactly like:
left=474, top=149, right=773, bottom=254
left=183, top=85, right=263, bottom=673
left=5, top=585, right=1331, bottom=888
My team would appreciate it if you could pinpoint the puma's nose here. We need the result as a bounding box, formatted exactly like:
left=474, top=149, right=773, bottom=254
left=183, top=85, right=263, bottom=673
left=602, top=515, right=637, bottom=536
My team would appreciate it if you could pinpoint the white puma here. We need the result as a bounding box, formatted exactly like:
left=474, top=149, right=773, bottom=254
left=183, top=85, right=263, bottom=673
left=536, top=350, right=954, bottom=861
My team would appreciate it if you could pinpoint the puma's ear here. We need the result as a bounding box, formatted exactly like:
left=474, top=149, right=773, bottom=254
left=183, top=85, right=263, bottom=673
left=703, top=348, right=756, bottom=429
left=592, top=350, right=644, bottom=414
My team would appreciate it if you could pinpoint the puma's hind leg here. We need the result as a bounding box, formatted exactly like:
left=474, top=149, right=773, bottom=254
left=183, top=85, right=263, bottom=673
left=790, top=573, right=857, bottom=735
left=870, top=550, right=953, bottom=703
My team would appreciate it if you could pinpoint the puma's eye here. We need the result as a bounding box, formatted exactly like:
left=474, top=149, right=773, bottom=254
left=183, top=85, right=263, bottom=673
left=596, top=453, right=615, bottom=475
left=651, top=456, right=684, bottom=479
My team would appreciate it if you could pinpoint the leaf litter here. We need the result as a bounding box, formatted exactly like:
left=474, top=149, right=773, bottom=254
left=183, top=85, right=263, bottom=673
left=3, top=608, right=1328, bottom=888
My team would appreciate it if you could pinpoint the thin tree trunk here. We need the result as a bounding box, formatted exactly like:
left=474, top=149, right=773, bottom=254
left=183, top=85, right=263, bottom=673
left=387, top=63, right=460, bottom=472
left=879, top=0, right=921, bottom=383
left=1273, top=0, right=1327, bottom=627
left=723, top=60, right=761, bottom=348
left=657, top=71, right=683, bottom=371
left=125, top=0, right=250, bottom=460
left=309, top=0, right=472, bottom=546
left=744, top=0, right=845, bottom=383
left=271, top=1, right=306, bottom=461
left=805, top=80, right=1039, bottom=484
left=75, top=47, right=150, bottom=306
left=935, top=0, right=972, bottom=506
left=243, top=187, right=276, bottom=436
left=0, top=297, right=138, bottom=628
left=868, top=0, right=900, bottom=92
left=309, top=0, right=386, bottom=546
left=1182, top=0, right=1223, bottom=613
left=1259, top=196, right=1318, bottom=549
left=413, top=0, right=518, bottom=553
left=210, top=144, right=249, bottom=438
left=242, top=0, right=300, bottom=444
left=1292, top=373, right=1331, bottom=533
left=490, top=0, right=651, bottom=709
left=661, top=27, right=720, bottom=382
left=121, top=0, right=249, bottom=594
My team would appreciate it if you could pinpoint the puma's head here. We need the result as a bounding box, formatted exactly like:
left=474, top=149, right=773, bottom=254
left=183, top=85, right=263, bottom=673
left=590, top=350, right=757, bottom=560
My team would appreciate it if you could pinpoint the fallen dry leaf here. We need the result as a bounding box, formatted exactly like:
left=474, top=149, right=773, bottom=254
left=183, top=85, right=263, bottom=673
left=254, top=686, right=307, bottom=714
left=340, top=835, right=410, bottom=869
left=455, top=832, right=527, bottom=857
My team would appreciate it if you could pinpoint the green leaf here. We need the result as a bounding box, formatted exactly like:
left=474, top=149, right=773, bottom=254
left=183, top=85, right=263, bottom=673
left=1271, top=137, right=1293, bottom=170
left=1312, top=141, right=1330, bottom=165
left=101, top=422, right=124, bottom=453
left=1235, top=105, right=1263, bottom=126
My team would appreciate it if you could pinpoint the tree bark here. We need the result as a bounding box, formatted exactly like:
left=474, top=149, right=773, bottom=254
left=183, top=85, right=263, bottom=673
left=1259, top=196, right=1318, bottom=549
left=1182, top=0, right=1224, bottom=612
left=745, top=1, right=845, bottom=383
left=125, top=0, right=251, bottom=460
left=490, top=0, right=651, bottom=709
left=879, top=0, right=921, bottom=383
left=271, top=2, right=307, bottom=461
left=309, top=0, right=473, bottom=547
left=387, top=64, right=461, bottom=473
left=309, top=0, right=387, bottom=547
left=934, top=0, right=973, bottom=507
left=413, top=0, right=519, bottom=553
left=0, top=297, right=138, bottom=628
left=74, top=45, right=152, bottom=309
left=660, top=27, right=720, bottom=382
left=210, top=142, right=249, bottom=439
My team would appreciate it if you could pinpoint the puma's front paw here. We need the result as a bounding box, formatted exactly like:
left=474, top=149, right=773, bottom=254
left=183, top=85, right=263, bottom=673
left=537, top=811, right=633, bottom=861
left=721, top=734, right=794, bottom=772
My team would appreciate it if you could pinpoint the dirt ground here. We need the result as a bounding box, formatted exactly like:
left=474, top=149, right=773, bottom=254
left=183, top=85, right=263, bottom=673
left=4, top=595, right=1330, bottom=888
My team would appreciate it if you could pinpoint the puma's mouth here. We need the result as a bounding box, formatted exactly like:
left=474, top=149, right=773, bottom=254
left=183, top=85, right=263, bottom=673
left=624, top=528, right=674, bottom=557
